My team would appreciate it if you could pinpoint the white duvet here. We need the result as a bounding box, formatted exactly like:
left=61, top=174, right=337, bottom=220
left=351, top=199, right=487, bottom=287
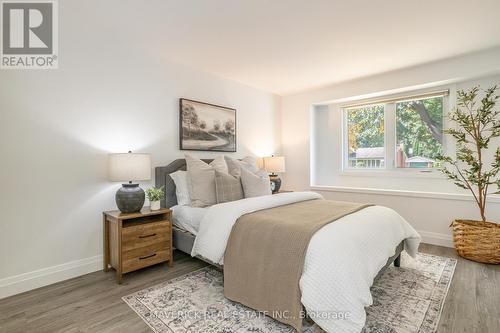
left=191, top=192, right=421, bottom=333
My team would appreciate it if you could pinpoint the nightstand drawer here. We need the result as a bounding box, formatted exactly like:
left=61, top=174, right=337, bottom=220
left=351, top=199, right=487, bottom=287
left=122, top=244, right=170, bottom=273
left=122, top=221, right=171, bottom=251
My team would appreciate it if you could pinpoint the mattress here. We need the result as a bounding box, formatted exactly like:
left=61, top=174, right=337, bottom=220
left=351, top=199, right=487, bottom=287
left=170, top=205, right=207, bottom=235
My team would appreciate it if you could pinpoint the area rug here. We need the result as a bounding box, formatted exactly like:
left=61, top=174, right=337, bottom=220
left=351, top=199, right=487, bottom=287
left=123, top=252, right=456, bottom=333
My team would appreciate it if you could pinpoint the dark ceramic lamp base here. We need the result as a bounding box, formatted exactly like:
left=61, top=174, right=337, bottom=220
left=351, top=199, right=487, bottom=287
left=270, top=174, right=282, bottom=194
left=115, top=183, right=145, bottom=213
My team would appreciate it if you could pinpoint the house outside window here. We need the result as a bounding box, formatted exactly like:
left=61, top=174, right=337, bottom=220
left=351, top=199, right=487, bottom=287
left=346, top=104, right=385, bottom=169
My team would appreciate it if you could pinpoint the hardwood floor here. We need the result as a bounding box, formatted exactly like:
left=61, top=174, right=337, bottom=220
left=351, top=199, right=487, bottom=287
left=0, top=244, right=498, bottom=333
left=419, top=243, right=500, bottom=333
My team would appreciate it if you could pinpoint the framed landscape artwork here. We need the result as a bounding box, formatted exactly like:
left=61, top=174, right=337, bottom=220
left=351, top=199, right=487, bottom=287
left=179, top=98, right=237, bottom=152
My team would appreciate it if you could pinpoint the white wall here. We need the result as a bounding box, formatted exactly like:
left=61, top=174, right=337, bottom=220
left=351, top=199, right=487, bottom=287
left=281, top=48, right=500, bottom=247
left=0, top=1, right=280, bottom=298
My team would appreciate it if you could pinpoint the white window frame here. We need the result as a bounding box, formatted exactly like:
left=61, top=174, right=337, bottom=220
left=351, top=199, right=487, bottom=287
left=341, top=89, right=449, bottom=175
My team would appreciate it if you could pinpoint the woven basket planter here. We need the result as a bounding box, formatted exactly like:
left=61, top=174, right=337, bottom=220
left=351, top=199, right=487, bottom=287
left=451, top=220, right=500, bottom=264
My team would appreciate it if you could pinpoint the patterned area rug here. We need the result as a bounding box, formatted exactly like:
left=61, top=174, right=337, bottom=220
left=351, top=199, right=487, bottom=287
left=123, top=252, right=456, bottom=333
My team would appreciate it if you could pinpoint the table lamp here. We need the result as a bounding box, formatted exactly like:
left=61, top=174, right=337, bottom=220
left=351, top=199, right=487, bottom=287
left=108, top=151, right=151, bottom=213
left=263, top=155, right=286, bottom=194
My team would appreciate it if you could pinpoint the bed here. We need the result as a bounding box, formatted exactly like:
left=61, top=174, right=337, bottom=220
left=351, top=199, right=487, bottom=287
left=156, top=159, right=404, bottom=266
left=155, top=158, right=420, bottom=333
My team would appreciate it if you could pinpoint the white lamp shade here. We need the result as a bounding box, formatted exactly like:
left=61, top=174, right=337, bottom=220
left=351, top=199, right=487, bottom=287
left=108, top=153, right=151, bottom=182
left=263, top=156, right=286, bottom=173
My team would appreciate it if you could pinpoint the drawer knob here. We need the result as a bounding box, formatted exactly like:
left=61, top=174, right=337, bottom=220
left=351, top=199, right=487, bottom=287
left=139, top=233, right=156, bottom=239
left=139, top=253, right=157, bottom=260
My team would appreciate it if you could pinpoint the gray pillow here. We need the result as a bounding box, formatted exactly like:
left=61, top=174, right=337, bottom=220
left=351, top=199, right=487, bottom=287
left=185, top=155, right=228, bottom=207
left=240, top=168, right=272, bottom=198
left=214, top=170, right=244, bottom=203
left=225, top=156, right=259, bottom=177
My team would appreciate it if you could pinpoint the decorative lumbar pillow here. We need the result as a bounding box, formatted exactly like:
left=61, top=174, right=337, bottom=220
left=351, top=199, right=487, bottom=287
left=225, top=156, right=259, bottom=177
left=214, top=170, right=244, bottom=203
left=185, top=155, right=228, bottom=207
left=240, top=168, right=272, bottom=198
left=169, top=170, right=191, bottom=206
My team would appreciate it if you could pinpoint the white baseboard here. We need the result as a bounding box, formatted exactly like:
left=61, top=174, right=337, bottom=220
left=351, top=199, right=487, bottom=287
left=0, top=255, right=103, bottom=300
left=418, top=230, right=454, bottom=248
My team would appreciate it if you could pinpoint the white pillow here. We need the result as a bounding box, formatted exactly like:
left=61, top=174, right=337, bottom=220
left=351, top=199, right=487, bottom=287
left=170, top=170, right=191, bottom=206
left=185, top=154, right=228, bottom=207
left=240, top=168, right=272, bottom=198
left=225, top=156, right=259, bottom=177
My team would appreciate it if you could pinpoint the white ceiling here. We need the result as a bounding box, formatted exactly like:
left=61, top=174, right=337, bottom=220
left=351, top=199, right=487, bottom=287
left=105, top=0, right=500, bottom=95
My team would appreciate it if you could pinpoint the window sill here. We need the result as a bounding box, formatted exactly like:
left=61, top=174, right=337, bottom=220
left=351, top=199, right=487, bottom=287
left=340, top=168, right=445, bottom=179
left=310, top=185, right=500, bottom=203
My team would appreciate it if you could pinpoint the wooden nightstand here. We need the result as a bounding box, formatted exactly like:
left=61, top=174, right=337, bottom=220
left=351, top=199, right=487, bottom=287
left=103, top=207, right=172, bottom=284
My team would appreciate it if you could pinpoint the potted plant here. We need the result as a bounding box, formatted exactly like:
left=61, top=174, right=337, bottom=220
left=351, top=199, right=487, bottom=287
left=146, top=186, right=164, bottom=211
left=439, top=85, right=500, bottom=264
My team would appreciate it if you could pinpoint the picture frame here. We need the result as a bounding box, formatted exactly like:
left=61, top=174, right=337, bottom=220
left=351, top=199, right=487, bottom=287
left=179, top=98, right=237, bottom=152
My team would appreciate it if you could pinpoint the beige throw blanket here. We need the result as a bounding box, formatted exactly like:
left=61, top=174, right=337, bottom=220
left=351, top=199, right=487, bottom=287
left=223, top=199, right=372, bottom=332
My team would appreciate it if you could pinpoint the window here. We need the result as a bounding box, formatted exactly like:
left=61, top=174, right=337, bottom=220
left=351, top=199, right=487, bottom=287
left=346, top=104, right=385, bottom=169
left=396, top=97, right=443, bottom=168
left=343, top=91, right=446, bottom=171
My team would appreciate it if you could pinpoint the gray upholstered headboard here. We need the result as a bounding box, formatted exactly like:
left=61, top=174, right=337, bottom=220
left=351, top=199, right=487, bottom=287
left=155, top=158, right=213, bottom=208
